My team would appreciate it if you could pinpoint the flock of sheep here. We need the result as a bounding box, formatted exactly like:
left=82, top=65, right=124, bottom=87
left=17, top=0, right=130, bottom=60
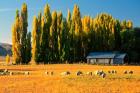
left=0, top=69, right=29, bottom=75
left=0, top=69, right=134, bottom=78
left=45, top=70, right=134, bottom=78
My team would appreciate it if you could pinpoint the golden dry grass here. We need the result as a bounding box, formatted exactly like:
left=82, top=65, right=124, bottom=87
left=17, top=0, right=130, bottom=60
left=0, top=64, right=140, bottom=93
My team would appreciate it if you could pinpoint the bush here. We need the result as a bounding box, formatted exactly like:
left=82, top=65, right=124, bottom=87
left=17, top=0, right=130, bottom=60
left=5, top=54, right=10, bottom=65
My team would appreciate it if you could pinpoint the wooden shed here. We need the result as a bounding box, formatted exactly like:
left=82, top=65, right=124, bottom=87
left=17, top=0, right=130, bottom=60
left=86, top=52, right=127, bottom=65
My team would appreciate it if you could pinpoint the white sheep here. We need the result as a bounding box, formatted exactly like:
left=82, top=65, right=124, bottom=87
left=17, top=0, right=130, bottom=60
left=45, top=71, right=49, bottom=75
left=86, top=72, right=92, bottom=76
left=24, top=71, right=29, bottom=75
left=10, top=72, right=13, bottom=75
left=60, top=71, right=71, bottom=76
left=94, top=70, right=100, bottom=75
left=129, top=70, right=133, bottom=74
left=50, top=71, right=54, bottom=76
left=114, top=70, right=117, bottom=74
left=76, top=71, right=83, bottom=76
left=124, top=70, right=128, bottom=74
left=112, top=70, right=117, bottom=74
left=108, top=70, right=111, bottom=74
left=4, top=69, right=8, bottom=73
left=94, top=70, right=106, bottom=78
left=101, top=73, right=106, bottom=78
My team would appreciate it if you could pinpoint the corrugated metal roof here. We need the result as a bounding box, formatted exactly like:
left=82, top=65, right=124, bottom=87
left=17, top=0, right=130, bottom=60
left=115, top=53, right=127, bottom=59
left=86, top=52, right=115, bottom=59
left=86, top=52, right=126, bottom=59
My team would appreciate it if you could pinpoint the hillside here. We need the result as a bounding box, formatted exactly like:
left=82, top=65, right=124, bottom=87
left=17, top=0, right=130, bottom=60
left=0, top=43, right=12, bottom=56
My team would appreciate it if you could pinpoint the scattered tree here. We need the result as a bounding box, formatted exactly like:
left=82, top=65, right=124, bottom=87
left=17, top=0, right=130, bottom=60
left=6, top=54, right=10, bottom=65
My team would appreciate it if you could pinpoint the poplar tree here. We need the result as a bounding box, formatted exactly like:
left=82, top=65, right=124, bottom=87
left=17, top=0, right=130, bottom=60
left=20, top=3, right=28, bottom=64
left=82, top=16, right=91, bottom=59
left=72, top=5, right=82, bottom=62
left=25, top=32, right=31, bottom=64
left=114, top=20, right=121, bottom=50
left=64, top=9, right=71, bottom=63
left=127, top=20, right=133, bottom=29
left=68, top=9, right=75, bottom=62
left=61, top=19, right=69, bottom=62
left=12, top=10, right=21, bottom=64
left=93, top=13, right=115, bottom=51
left=67, top=9, right=71, bottom=32
left=50, top=11, right=58, bottom=63
left=40, top=4, right=52, bottom=63
left=37, top=12, right=42, bottom=62
left=12, top=3, right=31, bottom=64
left=32, top=16, right=39, bottom=64
left=121, top=20, right=127, bottom=31
left=57, top=12, right=63, bottom=62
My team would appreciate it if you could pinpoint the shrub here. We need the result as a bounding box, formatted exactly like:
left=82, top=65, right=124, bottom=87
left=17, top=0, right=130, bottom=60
left=5, top=54, right=10, bottom=65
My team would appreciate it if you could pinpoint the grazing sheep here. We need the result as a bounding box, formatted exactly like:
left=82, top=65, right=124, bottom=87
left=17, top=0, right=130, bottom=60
left=86, top=72, right=92, bottom=76
left=99, top=70, right=103, bottom=73
left=45, top=71, right=49, bottom=75
left=111, top=70, right=115, bottom=74
left=124, top=70, right=128, bottom=74
left=112, top=70, right=117, bottom=74
left=4, top=69, right=8, bottom=73
left=98, top=70, right=104, bottom=76
left=0, top=69, right=4, bottom=72
left=76, top=71, right=83, bottom=76
left=129, top=71, right=133, bottom=74
left=94, top=70, right=102, bottom=76
left=94, top=70, right=105, bottom=76
left=24, top=71, right=29, bottom=75
left=50, top=71, right=53, bottom=76
left=10, top=72, right=13, bottom=75
left=108, top=71, right=111, bottom=74
left=101, top=73, right=106, bottom=78
left=94, top=70, right=100, bottom=75
left=114, top=70, right=117, bottom=74
left=94, top=70, right=106, bottom=78
left=0, top=72, right=5, bottom=75
left=60, top=71, right=71, bottom=76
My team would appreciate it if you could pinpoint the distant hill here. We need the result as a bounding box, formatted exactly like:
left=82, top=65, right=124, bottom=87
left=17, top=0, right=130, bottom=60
left=0, top=43, right=12, bottom=56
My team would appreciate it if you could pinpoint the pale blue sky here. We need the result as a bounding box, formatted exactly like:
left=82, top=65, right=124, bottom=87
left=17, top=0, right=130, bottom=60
left=0, top=0, right=140, bottom=44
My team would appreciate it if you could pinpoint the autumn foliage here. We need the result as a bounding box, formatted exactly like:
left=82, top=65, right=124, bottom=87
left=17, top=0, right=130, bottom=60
left=5, top=54, right=10, bottom=65
left=11, top=3, right=140, bottom=64
left=12, top=3, right=31, bottom=64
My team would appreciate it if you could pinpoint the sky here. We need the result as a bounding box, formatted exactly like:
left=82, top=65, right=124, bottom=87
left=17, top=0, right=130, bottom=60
left=0, top=0, right=140, bottom=44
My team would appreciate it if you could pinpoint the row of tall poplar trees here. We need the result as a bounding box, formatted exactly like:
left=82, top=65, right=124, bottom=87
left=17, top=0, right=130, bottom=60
left=12, top=3, right=31, bottom=64
left=12, top=3, right=133, bottom=64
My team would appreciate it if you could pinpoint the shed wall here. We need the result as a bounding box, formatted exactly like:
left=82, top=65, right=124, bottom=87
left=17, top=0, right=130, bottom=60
left=113, top=58, right=124, bottom=64
left=89, top=58, right=113, bottom=64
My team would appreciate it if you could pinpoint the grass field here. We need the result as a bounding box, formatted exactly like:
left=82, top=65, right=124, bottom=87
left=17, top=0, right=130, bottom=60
left=0, top=64, right=140, bottom=93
